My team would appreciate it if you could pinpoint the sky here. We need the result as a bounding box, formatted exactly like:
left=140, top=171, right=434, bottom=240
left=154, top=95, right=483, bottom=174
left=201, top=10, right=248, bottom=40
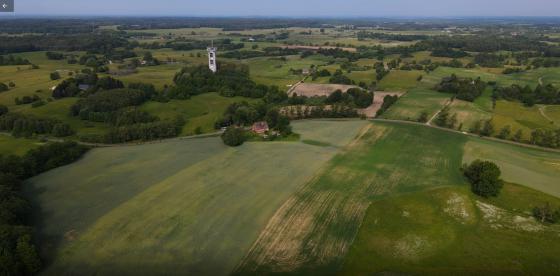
left=7, top=0, right=560, bottom=17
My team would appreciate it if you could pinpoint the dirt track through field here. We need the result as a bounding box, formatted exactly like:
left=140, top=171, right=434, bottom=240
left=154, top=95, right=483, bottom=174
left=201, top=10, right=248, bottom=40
left=235, top=124, right=390, bottom=273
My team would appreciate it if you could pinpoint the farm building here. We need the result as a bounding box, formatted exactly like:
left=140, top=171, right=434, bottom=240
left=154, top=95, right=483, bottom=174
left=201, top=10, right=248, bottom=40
left=252, top=121, right=269, bottom=134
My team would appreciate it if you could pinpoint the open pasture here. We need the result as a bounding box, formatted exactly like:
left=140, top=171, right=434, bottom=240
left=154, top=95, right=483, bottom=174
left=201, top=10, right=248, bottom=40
left=25, top=120, right=367, bottom=275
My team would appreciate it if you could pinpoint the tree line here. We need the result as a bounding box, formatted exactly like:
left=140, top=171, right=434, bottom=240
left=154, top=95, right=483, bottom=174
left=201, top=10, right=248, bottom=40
left=0, top=141, right=89, bottom=275
left=435, top=74, right=487, bottom=102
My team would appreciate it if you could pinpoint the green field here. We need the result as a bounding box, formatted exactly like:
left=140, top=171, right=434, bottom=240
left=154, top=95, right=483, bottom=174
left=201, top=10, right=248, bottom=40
left=140, top=92, right=258, bottom=135
left=25, top=120, right=368, bottom=275
left=463, top=138, right=560, bottom=198
left=378, top=70, right=424, bottom=91
left=237, top=122, right=468, bottom=274
left=341, top=183, right=560, bottom=275
left=380, top=87, right=450, bottom=121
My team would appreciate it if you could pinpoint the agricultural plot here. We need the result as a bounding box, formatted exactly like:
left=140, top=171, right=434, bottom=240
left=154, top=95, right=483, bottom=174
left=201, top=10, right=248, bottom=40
left=139, top=92, right=257, bottom=135
left=463, top=138, right=560, bottom=198
left=237, top=122, right=468, bottom=274
left=341, top=184, right=560, bottom=275
left=25, top=120, right=368, bottom=275
left=379, top=87, right=450, bottom=121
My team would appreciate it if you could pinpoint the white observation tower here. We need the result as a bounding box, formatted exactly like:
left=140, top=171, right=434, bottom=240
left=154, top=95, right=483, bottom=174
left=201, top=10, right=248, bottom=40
left=207, top=41, right=217, bottom=73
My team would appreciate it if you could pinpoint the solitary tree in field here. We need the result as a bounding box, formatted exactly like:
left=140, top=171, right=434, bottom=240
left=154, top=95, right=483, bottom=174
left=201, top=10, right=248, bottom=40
left=221, top=127, right=246, bottom=147
left=463, top=159, right=503, bottom=197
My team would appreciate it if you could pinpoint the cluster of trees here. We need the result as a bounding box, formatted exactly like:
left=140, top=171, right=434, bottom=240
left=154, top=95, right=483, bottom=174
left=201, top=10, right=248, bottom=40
left=0, top=34, right=130, bottom=55
left=171, top=64, right=286, bottom=101
left=376, top=95, right=399, bottom=116
left=357, top=31, right=428, bottom=42
left=493, top=84, right=560, bottom=106
left=474, top=53, right=506, bottom=67
left=329, top=70, right=354, bottom=85
left=280, top=104, right=359, bottom=120
left=53, top=73, right=125, bottom=99
left=433, top=106, right=458, bottom=129
left=70, top=88, right=151, bottom=119
left=45, top=51, right=65, bottom=60
left=436, top=74, right=487, bottom=102
left=0, top=55, right=30, bottom=66
left=325, top=89, right=373, bottom=108
left=165, top=39, right=244, bottom=51
left=221, top=47, right=299, bottom=60
left=529, top=129, right=560, bottom=149
left=0, top=141, right=89, bottom=275
left=462, top=159, right=503, bottom=198
left=0, top=113, right=74, bottom=137
left=14, top=95, right=41, bottom=106
left=82, top=119, right=184, bottom=144
left=431, top=48, right=469, bottom=58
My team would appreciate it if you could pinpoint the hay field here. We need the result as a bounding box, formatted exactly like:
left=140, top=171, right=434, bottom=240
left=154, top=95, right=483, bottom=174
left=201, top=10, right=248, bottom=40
left=25, top=120, right=367, bottom=275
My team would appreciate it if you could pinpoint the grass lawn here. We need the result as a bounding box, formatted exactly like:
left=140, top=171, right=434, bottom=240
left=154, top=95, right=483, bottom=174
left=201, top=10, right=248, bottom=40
left=379, top=87, right=450, bottom=121
left=237, top=122, right=468, bottom=274
left=139, top=92, right=258, bottom=136
left=0, top=135, right=42, bottom=156
left=463, top=138, right=560, bottom=198
left=25, top=120, right=368, bottom=275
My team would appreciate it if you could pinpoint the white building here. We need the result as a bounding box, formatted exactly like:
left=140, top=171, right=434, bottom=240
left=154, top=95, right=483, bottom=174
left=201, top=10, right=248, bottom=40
left=207, top=43, right=217, bottom=73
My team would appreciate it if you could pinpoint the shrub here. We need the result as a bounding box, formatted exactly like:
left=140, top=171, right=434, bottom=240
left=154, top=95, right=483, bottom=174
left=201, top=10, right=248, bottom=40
left=532, top=203, right=560, bottom=224
left=221, top=127, right=246, bottom=147
left=0, top=104, right=8, bottom=116
left=50, top=71, right=61, bottom=80
left=463, top=159, right=503, bottom=197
